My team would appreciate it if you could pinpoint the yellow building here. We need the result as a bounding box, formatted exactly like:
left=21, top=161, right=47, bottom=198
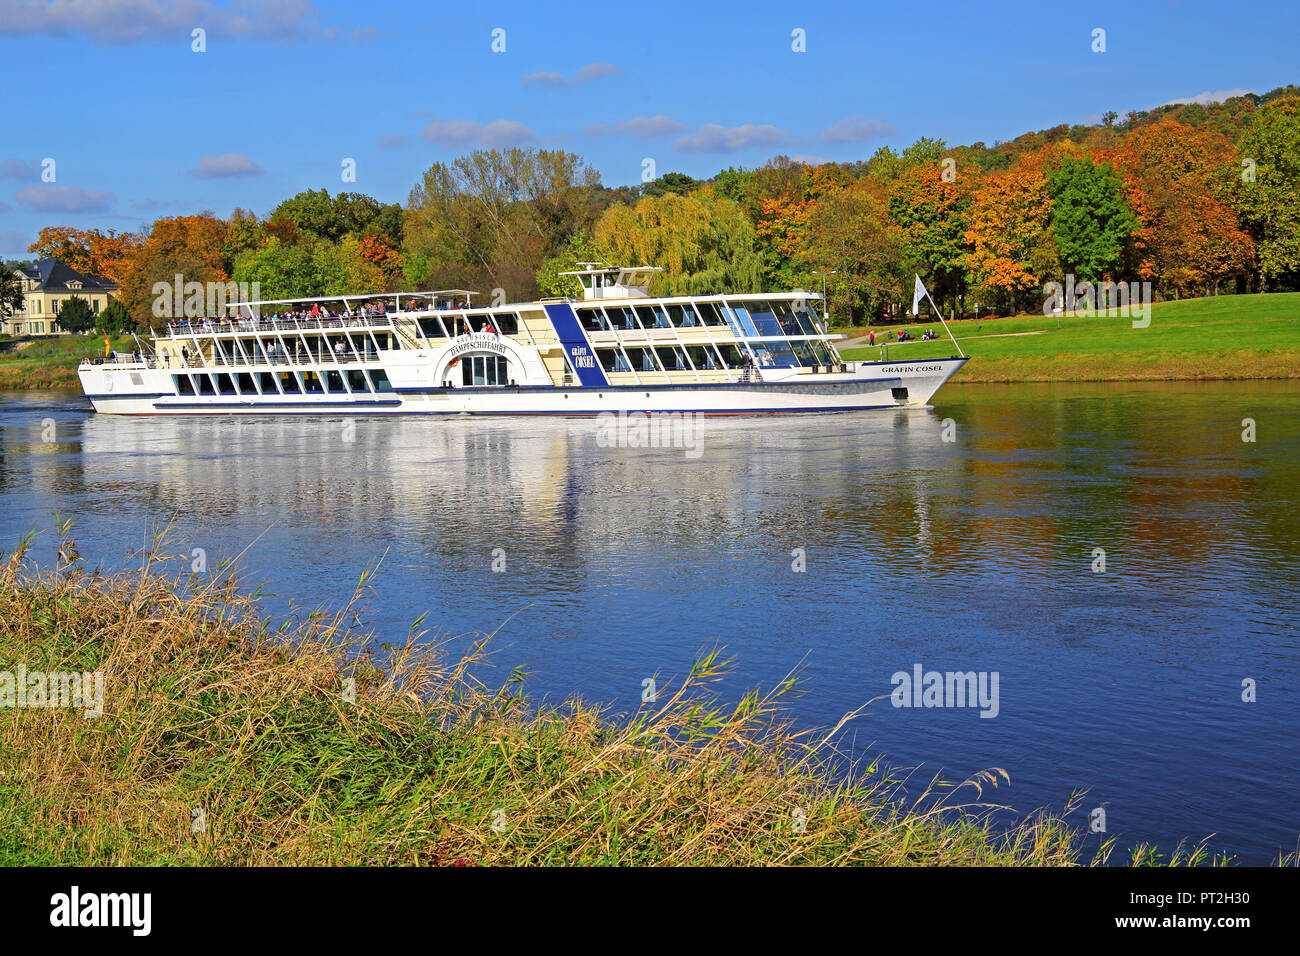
left=2, top=258, right=119, bottom=336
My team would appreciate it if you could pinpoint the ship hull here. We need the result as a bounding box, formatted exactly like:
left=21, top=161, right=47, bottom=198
left=79, top=358, right=967, bottom=416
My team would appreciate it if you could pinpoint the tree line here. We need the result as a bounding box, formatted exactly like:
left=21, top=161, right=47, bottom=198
left=4, top=85, right=1298, bottom=331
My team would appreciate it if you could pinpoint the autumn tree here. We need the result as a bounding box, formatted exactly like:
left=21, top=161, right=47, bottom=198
left=28, top=226, right=142, bottom=285
left=889, top=160, right=969, bottom=315
left=964, top=142, right=1075, bottom=314
left=1109, top=120, right=1254, bottom=296
left=795, top=178, right=908, bottom=323
left=119, top=215, right=230, bottom=327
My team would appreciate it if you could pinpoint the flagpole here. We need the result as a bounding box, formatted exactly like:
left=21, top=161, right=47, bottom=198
left=922, top=287, right=965, bottom=358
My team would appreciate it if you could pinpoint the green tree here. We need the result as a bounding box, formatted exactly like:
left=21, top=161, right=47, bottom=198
left=232, top=238, right=323, bottom=300
left=1231, top=96, right=1300, bottom=286
left=0, top=264, right=23, bottom=323
left=1047, top=157, right=1140, bottom=281
left=94, top=298, right=131, bottom=333
left=536, top=232, right=609, bottom=297
left=405, top=148, right=600, bottom=299
left=594, top=187, right=763, bottom=294
left=642, top=172, right=700, bottom=198
left=56, top=296, right=95, bottom=333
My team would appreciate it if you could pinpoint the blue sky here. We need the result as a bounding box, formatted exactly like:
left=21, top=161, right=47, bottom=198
left=1, top=0, right=1297, bottom=256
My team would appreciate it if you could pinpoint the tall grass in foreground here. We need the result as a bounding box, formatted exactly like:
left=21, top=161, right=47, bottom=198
left=0, top=524, right=1229, bottom=866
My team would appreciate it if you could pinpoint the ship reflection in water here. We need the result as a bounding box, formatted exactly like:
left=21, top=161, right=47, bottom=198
left=2, top=381, right=1298, bottom=864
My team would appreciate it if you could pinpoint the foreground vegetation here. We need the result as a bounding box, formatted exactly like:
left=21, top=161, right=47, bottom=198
left=839, top=292, right=1300, bottom=382
left=0, top=334, right=133, bottom=391
left=0, top=526, right=1232, bottom=866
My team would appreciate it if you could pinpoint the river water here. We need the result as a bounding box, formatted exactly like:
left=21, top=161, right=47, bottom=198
left=1, top=382, right=1297, bottom=864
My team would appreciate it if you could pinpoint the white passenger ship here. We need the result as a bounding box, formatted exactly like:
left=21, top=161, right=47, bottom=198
left=78, top=265, right=967, bottom=415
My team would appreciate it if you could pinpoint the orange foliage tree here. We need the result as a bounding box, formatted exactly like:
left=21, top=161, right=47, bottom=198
left=1108, top=120, right=1255, bottom=295
left=964, top=142, right=1078, bottom=313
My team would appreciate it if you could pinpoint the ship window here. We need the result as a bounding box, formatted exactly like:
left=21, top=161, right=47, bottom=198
left=281, top=371, right=301, bottom=393
left=597, top=348, right=630, bottom=372
left=754, top=343, right=799, bottom=368
left=198, top=374, right=216, bottom=395
left=461, top=354, right=508, bottom=386
left=236, top=372, right=256, bottom=393
left=494, top=312, right=519, bottom=335
left=258, top=371, right=279, bottom=393
left=635, top=305, right=670, bottom=328
left=692, top=302, right=724, bottom=326
left=727, top=304, right=759, bottom=337
left=419, top=317, right=448, bottom=339
left=577, top=308, right=608, bottom=332
left=791, top=342, right=818, bottom=367
left=715, top=344, right=745, bottom=367
left=368, top=369, right=392, bottom=392
left=346, top=369, right=370, bottom=392
left=301, top=371, right=324, bottom=393
left=654, top=346, right=690, bottom=371
left=174, top=374, right=195, bottom=395
left=326, top=370, right=344, bottom=392
left=623, top=347, right=658, bottom=373
left=601, top=306, right=632, bottom=330
left=747, top=302, right=785, bottom=337
left=668, top=304, right=698, bottom=328
left=215, top=373, right=236, bottom=395
left=686, top=346, right=718, bottom=370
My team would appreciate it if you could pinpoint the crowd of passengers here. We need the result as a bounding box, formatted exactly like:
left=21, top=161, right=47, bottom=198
left=166, top=298, right=470, bottom=332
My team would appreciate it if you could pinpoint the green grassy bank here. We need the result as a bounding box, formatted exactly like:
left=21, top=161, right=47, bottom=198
left=836, top=292, right=1300, bottom=383
left=0, top=334, right=135, bottom=391
left=0, top=528, right=1232, bottom=867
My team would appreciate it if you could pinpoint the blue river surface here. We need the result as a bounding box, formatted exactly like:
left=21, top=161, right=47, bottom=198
left=2, top=381, right=1298, bottom=864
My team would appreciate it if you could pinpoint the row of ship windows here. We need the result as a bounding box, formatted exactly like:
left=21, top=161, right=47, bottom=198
left=576, top=300, right=825, bottom=336
left=412, top=299, right=825, bottom=341
left=173, top=368, right=393, bottom=396
left=580, top=341, right=839, bottom=373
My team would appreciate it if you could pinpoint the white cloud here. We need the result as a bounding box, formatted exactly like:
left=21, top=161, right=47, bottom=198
left=673, top=123, right=787, bottom=153
left=522, top=71, right=568, bottom=88
left=1165, top=88, right=1255, bottom=106
left=0, top=230, right=30, bottom=253
left=523, top=61, right=621, bottom=87
left=574, top=62, right=620, bottom=83
left=15, top=184, right=114, bottom=212
left=0, top=0, right=327, bottom=45
left=586, top=115, right=687, bottom=139
left=0, top=159, right=39, bottom=180
left=821, top=115, right=895, bottom=145
left=420, top=119, right=537, bottom=148
left=190, top=153, right=264, bottom=178
left=379, top=133, right=408, bottom=149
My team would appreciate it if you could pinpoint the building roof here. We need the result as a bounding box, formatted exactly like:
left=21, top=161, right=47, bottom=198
left=20, top=258, right=118, bottom=292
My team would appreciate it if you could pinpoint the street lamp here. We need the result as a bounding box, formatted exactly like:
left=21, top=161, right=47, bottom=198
left=812, top=270, right=837, bottom=330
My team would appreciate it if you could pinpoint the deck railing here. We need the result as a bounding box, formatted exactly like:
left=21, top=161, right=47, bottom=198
left=165, top=314, right=394, bottom=336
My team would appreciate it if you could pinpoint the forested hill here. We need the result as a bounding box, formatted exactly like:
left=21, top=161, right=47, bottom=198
left=5, top=85, right=1298, bottom=328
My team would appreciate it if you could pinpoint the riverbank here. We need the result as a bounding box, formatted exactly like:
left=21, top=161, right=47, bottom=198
left=1, top=530, right=1212, bottom=867
left=836, top=292, right=1300, bottom=383
left=0, top=334, right=134, bottom=391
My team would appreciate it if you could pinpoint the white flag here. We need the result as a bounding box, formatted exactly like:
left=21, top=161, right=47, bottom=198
left=911, top=274, right=927, bottom=316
